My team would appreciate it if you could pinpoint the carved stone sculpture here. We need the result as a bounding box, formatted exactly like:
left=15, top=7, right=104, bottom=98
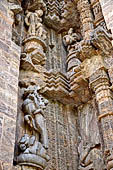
left=35, top=10, right=47, bottom=41
left=25, top=9, right=47, bottom=39
left=63, top=28, right=81, bottom=52
left=17, top=134, right=50, bottom=169
left=22, top=85, right=48, bottom=149
left=21, top=9, right=47, bottom=69
left=25, top=10, right=38, bottom=36
left=78, top=142, right=105, bottom=170
left=17, top=85, right=49, bottom=169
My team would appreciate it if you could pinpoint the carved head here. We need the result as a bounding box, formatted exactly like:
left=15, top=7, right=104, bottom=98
left=36, top=9, right=43, bottom=17
left=38, top=95, right=48, bottom=109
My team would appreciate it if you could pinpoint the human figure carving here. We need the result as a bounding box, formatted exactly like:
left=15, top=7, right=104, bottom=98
left=63, top=28, right=81, bottom=52
left=25, top=10, right=39, bottom=36
left=22, top=86, right=48, bottom=149
left=35, top=9, right=47, bottom=40
left=19, top=134, right=50, bottom=161
left=25, top=9, right=47, bottom=40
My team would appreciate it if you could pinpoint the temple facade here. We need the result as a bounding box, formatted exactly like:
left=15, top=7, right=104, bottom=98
left=0, top=0, right=113, bottom=170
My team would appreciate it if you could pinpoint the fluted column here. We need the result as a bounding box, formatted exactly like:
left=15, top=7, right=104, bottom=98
left=77, top=0, right=94, bottom=40
left=89, top=67, right=113, bottom=170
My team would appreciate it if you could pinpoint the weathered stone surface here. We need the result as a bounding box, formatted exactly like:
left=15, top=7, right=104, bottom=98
left=1, top=0, right=113, bottom=170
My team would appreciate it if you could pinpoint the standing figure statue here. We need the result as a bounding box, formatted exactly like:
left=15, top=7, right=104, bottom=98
left=25, top=10, right=38, bottom=36
left=22, top=85, right=48, bottom=149
left=35, top=9, right=47, bottom=41
left=25, top=9, right=47, bottom=40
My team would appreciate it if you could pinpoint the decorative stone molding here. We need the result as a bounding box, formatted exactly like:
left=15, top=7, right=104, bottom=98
left=44, top=0, right=60, bottom=30
left=77, top=0, right=94, bottom=40
left=70, top=66, right=91, bottom=107
left=20, top=36, right=47, bottom=71
left=90, top=23, right=112, bottom=56
left=41, top=71, right=75, bottom=105
left=89, top=67, right=113, bottom=170
left=90, top=0, right=104, bottom=27
left=17, top=134, right=50, bottom=170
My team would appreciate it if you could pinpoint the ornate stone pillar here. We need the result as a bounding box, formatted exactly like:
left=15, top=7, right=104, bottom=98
left=20, top=9, right=47, bottom=71
left=90, top=0, right=104, bottom=27
left=77, top=0, right=94, bottom=40
left=89, top=67, right=113, bottom=170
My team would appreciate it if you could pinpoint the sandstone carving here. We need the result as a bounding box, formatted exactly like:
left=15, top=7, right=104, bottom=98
left=17, top=85, right=49, bottom=169
left=2, top=0, right=113, bottom=170
left=21, top=9, right=47, bottom=69
left=63, top=28, right=81, bottom=53
left=17, top=134, right=50, bottom=169
left=78, top=143, right=105, bottom=170
left=22, top=85, right=48, bottom=149
left=25, top=9, right=47, bottom=40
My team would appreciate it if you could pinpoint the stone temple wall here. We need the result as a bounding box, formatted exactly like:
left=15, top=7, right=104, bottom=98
left=0, top=0, right=21, bottom=169
left=0, top=0, right=113, bottom=170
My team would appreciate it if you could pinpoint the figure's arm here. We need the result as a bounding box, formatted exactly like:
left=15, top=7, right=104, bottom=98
left=25, top=13, right=30, bottom=26
left=80, top=146, right=91, bottom=163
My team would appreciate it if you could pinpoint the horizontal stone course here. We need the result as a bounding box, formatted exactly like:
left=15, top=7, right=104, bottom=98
left=0, top=1, right=21, bottom=169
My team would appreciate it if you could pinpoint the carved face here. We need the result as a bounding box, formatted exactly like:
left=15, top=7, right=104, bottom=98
left=36, top=9, right=43, bottom=17
left=19, top=134, right=36, bottom=152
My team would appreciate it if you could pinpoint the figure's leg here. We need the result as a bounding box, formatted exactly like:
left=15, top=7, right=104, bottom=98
left=35, top=114, right=48, bottom=149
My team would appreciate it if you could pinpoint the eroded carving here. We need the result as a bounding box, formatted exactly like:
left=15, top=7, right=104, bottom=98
left=17, top=85, right=49, bottom=169
left=25, top=9, right=47, bottom=40
left=78, top=142, right=105, bottom=170
left=18, top=134, right=49, bottom=160
left=22, top=85, right=48, bottom=149
left=63, top=28, right=81, bottom=53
